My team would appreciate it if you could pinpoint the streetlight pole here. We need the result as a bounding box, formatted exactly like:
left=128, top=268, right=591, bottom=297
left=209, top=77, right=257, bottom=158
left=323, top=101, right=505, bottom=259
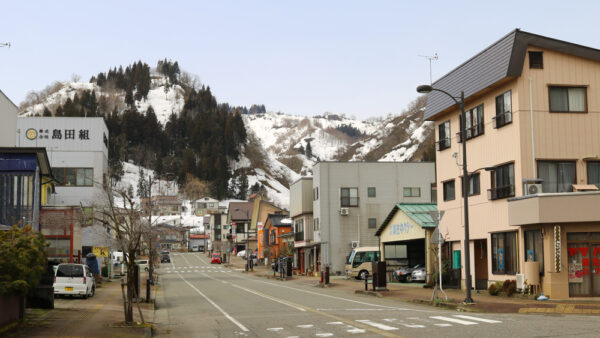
left=417, top=85, right=474, bottom=303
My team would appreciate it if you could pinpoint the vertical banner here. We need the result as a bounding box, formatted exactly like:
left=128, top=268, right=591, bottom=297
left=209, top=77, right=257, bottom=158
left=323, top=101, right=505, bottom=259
left=554, top=225, right=561, bottom=272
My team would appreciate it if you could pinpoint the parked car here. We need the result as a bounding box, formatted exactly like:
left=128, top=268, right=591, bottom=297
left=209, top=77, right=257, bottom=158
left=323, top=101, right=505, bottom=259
left=410, top=266, right=427, bottom=283
left=161, top=253, right=171, bottom=263
left=211, top=253, right=222, bottom=264
left=135, top=259, right=149, bottom=271
left=393, top=264, right=423, bottom=282
left=53, top=263, right=95, bottom=299
left=191, top=245, right=199, bottom=252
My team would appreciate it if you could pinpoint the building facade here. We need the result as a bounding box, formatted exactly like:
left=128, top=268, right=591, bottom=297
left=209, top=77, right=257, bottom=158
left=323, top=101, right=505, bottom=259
left=313, top=162, right=436, bottom=274
left=425, top=29, right=600, bottom=298
left=289, top=177, right=317, bottom=275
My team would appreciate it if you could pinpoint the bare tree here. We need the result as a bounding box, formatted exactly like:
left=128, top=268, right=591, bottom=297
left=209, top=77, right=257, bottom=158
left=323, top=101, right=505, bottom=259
left=90, top=180, right=146, bottom=323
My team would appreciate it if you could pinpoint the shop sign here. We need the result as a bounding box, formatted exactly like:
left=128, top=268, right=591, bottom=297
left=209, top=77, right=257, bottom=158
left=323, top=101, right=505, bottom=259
left=569, top=263, right=583, bottom=283
left=26, top=128, right=90, bottom=140
left=554, top=225, right=561, bottom=272
left=567, top=246, right=600, bottom=276
left=389, top=222, right=415, bottom=236
left=92, top=246, right=109, bottom=257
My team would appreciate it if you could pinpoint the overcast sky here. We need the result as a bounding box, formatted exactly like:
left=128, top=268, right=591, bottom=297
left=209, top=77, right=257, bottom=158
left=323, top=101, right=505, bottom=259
left=2, top=1, right=600, bottom=119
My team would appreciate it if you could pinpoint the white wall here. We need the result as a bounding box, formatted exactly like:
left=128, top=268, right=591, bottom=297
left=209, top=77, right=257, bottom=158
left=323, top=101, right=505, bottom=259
left=0, top=90, right=18, bottom=147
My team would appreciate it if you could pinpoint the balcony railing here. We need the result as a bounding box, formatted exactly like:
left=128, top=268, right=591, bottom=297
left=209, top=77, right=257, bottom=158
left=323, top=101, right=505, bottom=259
left=488, top=185, right=515, bottom=200
left=493, top=112, right=512, bottom=128
left=456, top=123, right=484, bottom=143
left=436, top=138, right=451, bottom=151
left=294, top=231, right=304, bottom=241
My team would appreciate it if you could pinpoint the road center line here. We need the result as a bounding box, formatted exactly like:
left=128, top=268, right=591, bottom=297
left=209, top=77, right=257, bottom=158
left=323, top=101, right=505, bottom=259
left=202, top=273, right=306, bottom=312
left=176, top=272, right=249, bottom=332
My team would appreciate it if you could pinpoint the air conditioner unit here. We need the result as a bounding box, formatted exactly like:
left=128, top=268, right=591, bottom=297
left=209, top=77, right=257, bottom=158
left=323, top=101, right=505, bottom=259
left=351, top=241, right=360, bottom=249
left=340, top=207, right=349, bottom=216
left=516, top=273, right=525, bottom=291
left=523, top=178, right=543, bottom=196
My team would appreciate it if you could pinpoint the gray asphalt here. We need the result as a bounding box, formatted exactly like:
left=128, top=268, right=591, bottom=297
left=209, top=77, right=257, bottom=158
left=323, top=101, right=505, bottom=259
left=154, top=252, right=600, bottom=337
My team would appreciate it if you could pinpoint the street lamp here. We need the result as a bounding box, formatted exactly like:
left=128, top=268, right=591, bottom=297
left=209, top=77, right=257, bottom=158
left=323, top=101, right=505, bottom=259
left=417, top=84, right=475, bottom=303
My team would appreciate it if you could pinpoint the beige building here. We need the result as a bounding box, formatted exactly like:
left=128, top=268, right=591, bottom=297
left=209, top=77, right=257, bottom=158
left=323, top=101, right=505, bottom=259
left=425, top=29, right=600, bottom=298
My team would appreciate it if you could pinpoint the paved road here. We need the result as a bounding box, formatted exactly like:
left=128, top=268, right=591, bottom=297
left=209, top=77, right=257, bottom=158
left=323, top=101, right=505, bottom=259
left=154, top=253, right=600, bottom=337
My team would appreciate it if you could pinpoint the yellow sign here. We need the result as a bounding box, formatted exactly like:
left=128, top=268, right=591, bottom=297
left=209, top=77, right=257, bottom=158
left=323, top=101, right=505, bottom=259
left=93, top=246, right=110, bottom=257
left=26, top=128, right=37, bottom=140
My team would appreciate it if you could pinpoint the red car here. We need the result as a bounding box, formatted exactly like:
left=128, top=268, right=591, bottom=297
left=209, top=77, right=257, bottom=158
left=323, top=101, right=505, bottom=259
left=211, top=253, right=222, bottom=264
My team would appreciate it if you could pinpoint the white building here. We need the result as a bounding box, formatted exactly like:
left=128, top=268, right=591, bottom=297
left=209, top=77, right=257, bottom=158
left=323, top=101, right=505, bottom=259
left=17, top=117, right=109, bottom=206
left=313, top=162, right=436, bottom=274
left=0, top=90, right=17, bottom=147
left=16, top=117, right=111, bottom=249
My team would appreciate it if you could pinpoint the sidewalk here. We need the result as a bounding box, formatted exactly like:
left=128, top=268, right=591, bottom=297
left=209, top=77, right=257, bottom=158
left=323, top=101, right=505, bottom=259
left=4, top=274, right=154, bottom=337
left=229, top=257, right=600, bottom=315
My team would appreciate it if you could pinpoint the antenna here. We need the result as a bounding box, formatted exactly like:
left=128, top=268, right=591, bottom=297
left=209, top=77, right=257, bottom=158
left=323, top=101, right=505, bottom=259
left=0, top=42, right=11, bottom=48
left=418, top=53, right=438, bottom=84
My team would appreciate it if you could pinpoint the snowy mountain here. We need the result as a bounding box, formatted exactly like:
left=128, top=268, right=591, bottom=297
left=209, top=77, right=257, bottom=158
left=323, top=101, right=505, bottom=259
left=18, top=74, right=433, bottom=209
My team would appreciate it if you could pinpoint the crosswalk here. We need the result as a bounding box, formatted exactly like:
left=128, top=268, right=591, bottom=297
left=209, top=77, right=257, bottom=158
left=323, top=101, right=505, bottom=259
left=162, top=266, right=232, bottom=274
left=264, top=315, right=502, bottom=336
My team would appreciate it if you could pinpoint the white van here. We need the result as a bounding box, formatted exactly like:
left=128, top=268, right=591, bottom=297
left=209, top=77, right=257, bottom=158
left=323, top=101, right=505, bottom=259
left=54, top=263, right=95, bottom=298
left=345, top=246, right=381, bottom=280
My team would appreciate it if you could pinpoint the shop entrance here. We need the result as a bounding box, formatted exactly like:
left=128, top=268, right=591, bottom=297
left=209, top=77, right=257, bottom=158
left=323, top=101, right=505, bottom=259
left=474, top=239, right=488, bottom=290
left=567, top=232, right=600, bottom=297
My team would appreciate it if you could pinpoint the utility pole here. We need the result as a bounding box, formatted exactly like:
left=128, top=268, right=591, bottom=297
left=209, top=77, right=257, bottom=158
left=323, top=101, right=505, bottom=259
left=146, top=174, right=154, bottom=302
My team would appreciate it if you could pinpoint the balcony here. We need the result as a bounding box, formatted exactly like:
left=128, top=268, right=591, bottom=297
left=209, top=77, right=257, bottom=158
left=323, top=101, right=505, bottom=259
left=508, top=191, right=600, bottom=226
left=488, top=185, right=515, bottom=200
left=456, top=123, right=484, bottom=143
left=294, top=231, right=304, bottom=241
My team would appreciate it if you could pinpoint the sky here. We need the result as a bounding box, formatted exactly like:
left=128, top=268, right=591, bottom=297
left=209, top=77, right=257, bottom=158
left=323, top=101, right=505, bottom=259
left=2, top=1, right=600, bottom=120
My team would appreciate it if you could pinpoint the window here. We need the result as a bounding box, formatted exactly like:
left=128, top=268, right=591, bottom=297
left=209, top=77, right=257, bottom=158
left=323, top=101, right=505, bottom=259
left=313, top=218, right=319, bottom=231
left=52, top=168, right=93, bottom=186
left=384, top=244, right=407, bottom=260
left=431, top=183, right=437, bottom=203
left=459, top=104, right=484, bottom=141
left=492, top=232, right=518, bottom=274
left=403, top=187, right=421, bottom=197
left=489, top=163, right=514, bottom=200
left=538, top=161, right=576, bottom=192
left=294, top=219, right=304, bottom=241
left=313, top=187, right=319, bottom=201
left=368, top=218, right=377, bottom=229
left=341, top=187, right=358, bottom=207
left=461, top=173, right=480, bottom=197
left=494, top=91, right=512, bottom=128
left=529, top=51, right=543, bottom=69
left=437, top=120, right=450, bottom=150
left=443, top=180, right=455, bottom=201
left=367, top=187, right=376, bottom=198
left=587, top=162, right=600, bottom=188
left=525, top=230, right=544, bottom=275
left=549, top=86, right=586, bottom=113
left=270, top=230, right=276, bottom=244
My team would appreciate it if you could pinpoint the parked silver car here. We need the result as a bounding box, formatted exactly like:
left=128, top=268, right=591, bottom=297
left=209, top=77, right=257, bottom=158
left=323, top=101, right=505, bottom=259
left=410, top=266, right=427, bottom=282
left=393, top=264, right=423, bottom=282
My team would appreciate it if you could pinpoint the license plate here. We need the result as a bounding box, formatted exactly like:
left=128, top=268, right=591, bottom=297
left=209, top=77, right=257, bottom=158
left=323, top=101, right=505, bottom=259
left=65, top=287, right=73, bottom=292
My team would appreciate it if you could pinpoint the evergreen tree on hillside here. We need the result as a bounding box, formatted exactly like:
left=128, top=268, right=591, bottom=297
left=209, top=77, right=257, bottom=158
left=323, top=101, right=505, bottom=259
left=306, top=141, right=313, bottom=158
left=42, top=107, right=51, bottom=117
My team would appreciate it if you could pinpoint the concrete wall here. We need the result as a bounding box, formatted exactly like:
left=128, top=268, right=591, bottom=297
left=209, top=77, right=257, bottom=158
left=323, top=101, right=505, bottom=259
left=0, top=90, right=17, bottom=147
left=314, top=162, right=436, bottom=273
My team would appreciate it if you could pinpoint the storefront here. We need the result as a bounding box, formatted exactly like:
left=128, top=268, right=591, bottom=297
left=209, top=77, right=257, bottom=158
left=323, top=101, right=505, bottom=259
left=566, top=231, right=600, bottom=297
left=375, top=203, right=437, bottom=282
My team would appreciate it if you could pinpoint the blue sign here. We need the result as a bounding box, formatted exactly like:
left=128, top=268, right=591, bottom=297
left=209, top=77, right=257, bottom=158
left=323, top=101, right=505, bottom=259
left=389, top=222, right=415, bottom=236
left=498, top=248, right=505, bottom=271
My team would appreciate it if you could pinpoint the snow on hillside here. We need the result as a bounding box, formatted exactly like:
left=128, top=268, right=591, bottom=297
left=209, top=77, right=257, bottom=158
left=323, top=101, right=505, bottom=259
left=135, top=78, right=185, bottom=124
left=21, top=82, right=101, bottom=116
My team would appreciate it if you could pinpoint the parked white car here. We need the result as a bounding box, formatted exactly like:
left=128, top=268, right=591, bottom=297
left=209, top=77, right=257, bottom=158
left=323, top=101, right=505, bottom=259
left=135, top=259, right=149, bottom=272
left=54, top=263, right=95, bottom=298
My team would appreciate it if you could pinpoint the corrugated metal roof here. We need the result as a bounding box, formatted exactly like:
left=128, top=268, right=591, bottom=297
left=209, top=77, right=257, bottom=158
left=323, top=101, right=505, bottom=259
left=424, top=29, right=600, bottom=120
left=375, top=203, right=437, bottom=236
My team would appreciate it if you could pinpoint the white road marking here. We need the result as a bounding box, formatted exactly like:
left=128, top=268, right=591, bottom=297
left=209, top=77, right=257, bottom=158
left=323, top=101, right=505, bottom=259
left=401, top=324, right=425, bottom=328
left=327, top=322, right=343, bottom=325
left=318, top=308, right=408, bottom=311
left=234, top=274, right=417, bottom=310
left=434, top=323, right=452, bottom=327
left=297, top=324, right=313, bottom=328
left=315, top=334, right=333, bottom=337
left=266, top=328, right=283, bottom=332
left=454, top=315, right=502, bottom=324
left=176, top=272, right=249, bottom=332
left=430, top=316, right=477, bottom=325
left=355, top=320, right=399, bottom=331
left=347, top=327, right=366, bottom=334
left=202, top=273, right=306, bottom=312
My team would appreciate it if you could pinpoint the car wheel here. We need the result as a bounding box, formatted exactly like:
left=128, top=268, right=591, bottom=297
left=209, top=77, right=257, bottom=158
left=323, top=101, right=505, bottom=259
left=406, top=275, right=412, bottom=283
left=358, top=270, right=368, bottom=280
left=82, top=292, right=88, bottom=299
left=89, top=286, right=95, bottom=298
